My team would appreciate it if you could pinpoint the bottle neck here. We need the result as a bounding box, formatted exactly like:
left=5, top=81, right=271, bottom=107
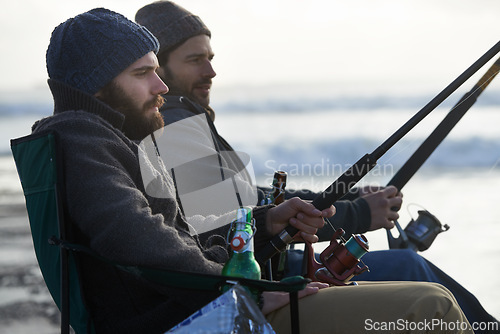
left=236, top=239, right=254, bottom=253
left=231, top=248, right=255, bottom=258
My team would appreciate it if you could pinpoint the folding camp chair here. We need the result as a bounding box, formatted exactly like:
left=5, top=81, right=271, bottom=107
left=11, top=129, right=307, bottom=334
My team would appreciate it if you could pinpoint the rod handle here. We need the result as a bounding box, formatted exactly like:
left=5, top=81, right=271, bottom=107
left=256, top=154, right=377, bottom=262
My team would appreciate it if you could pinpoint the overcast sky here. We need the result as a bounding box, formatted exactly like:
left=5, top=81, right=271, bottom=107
left=1, top=0, right=499, bottom=101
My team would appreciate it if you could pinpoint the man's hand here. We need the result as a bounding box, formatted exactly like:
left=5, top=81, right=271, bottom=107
left=266, top=197, right=335, bottom=244
left=360, top=185, right=403, bottom=231
left=261, top=282, right=329, bottom=315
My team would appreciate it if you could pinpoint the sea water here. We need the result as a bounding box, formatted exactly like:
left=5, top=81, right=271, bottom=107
left=1, top=93, right=499, bottom=318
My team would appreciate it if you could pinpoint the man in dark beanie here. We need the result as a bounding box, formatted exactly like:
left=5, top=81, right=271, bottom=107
left=135, top=1, right=497, bottom=331
left=134, top=1, right=403, bottom=238
left=33, top=8, right=340, bottom=333
left=136, top=1, right=214, bottom=112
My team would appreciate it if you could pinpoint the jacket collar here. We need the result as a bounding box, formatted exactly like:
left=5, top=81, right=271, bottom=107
left=163, top=95, right=215, bottom=122
left=48, top=79, right=125, bottom=130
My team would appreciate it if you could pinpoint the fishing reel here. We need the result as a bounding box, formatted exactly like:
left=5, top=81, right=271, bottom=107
left=304, top=229, right=369, bottom=286
left=387, top=209, right=449, bottom=252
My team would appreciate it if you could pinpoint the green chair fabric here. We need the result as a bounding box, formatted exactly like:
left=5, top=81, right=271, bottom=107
left=11, top=130, right=307, bottom=334
left=11, top=130, right=92, bottom=334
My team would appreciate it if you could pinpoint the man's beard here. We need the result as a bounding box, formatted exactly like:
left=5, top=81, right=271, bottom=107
left=98, top=82, right=165, bottom=141
left=163, top=66, right=211, bottom=108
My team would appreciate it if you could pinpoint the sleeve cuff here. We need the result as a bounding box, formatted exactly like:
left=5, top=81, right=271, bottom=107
left=251, top=204, right=275, bottom=261
left=352, top=197, right=371, bottom=233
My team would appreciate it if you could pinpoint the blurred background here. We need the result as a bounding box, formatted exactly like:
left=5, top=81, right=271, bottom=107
left=1, top=1, right=499, bottom=332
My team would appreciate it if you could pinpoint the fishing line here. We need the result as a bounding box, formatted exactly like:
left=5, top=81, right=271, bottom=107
left=405, top=202, right=428, bottom=221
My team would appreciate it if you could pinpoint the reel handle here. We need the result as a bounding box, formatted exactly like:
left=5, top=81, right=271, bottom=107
left=305, top=229, right=369, bottom=286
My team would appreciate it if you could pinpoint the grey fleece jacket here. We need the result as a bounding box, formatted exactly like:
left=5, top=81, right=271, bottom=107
left=32, top=80, right=272, bottom=333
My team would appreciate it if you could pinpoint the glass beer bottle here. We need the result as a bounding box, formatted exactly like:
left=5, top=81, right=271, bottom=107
left=261, top=171, right=287, bottom=205
left=222, top=206, right=261, bottom=301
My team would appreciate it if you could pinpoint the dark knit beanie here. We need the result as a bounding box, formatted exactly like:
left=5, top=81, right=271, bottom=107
left=46, top=8, right=160, bottom=96
left=135, top=1, right=210, bottom=56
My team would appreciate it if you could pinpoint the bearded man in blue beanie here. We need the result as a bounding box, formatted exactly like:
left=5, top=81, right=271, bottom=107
left=30, top=7, right=475, bottom=334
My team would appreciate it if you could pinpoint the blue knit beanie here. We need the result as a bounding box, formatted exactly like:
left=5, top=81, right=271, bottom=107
left=46, top=8, right=160, bottom=95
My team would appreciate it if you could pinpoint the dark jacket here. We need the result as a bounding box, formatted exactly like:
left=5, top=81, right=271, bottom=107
left=160, top=96, right=371, bottom=238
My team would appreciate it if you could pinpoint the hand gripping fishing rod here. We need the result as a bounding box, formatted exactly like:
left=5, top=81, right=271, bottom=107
left=256, top=40, right=500, bottom=263
left=386, top=55, right=500, bottom=250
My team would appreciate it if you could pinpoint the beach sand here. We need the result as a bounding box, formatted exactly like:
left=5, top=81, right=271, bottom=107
left=0, top=156, right=60, bottom=333
left=0, top=205, right=60, bottom=334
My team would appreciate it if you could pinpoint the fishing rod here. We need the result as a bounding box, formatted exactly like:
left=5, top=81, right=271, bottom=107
left=256, top=40, right=500, bottom=263
left=389, top=56, right=500, bottom=190
left=386, top=55, right=500, bottom=250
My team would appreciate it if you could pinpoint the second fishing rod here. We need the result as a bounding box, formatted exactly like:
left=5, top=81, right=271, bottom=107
left=386, top=55, right=500, bottom=251
left=256, top=40, right=500, bottom=263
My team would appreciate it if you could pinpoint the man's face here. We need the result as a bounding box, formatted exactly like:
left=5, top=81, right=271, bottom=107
left=96, top=51, right=169, bottom=140
left=158, top=35, right=216, bottom=108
